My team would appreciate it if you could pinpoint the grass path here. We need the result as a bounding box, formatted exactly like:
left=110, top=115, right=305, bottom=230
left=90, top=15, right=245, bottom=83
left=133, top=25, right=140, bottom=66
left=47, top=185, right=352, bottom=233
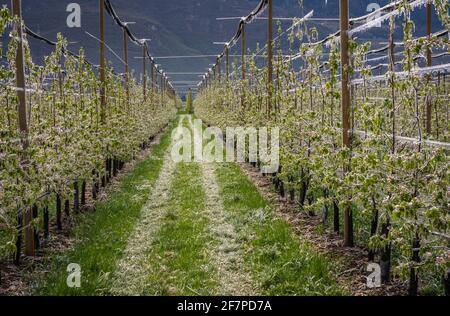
left=201, top=163, right=257, bottom=295
left=34, top=120, right=176, bottom=295
left=109, top=120, right=179, bottom=295
left=189, top=116, right=256, bottom=295
left=141, top=161, right=216, bottom=295
left=214, top=163, right=345, bottom=295
left=35, top=113, right=346, bottom=296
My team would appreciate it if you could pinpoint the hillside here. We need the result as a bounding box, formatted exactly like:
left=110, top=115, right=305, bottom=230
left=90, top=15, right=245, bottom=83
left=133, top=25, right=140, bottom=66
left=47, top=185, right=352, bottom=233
left=0, top=0, right=444, bottom=91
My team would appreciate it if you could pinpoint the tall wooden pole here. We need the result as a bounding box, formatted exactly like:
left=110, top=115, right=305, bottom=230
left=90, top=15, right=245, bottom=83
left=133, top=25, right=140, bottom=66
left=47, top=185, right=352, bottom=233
left=226, top=46, right=229, bottom=81
left=217, top=58, right=221, bottom=84
left=151, top=61, right=154, bottom=94
left=123, top=28, right=129, bottom=104
left=426, top=3, right=432, bottom=135
left=267, top=0, right=273, bottom=114
left=99, top=0, right=106, bottom=124
left=389, top=17, right=396, bottom=155
left=241, top=24, right=246, bottom=80
left=142, top=45, right=147, bottom=102
left=152, top=62, right=156, bottom=94
left=340, top=0, right=353, bottom=247
left=160, top=72, right=164, bottom=104
left=241, top=23, right=246, bottom=108
left=12, top=0, right=34, bottom=257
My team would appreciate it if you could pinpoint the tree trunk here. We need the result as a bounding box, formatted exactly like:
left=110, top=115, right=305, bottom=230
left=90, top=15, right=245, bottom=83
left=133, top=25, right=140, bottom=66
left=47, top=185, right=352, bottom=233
left=106, top=159, right=111, bottom=184
left=14, top=212, right=23, bottom=265
left=81, top=181, right=86, bottom=206
left=92, top=170, right=98, bottom=200
left=74, top=181, right=79, bottom=212
left=32, top=204, right=40, bottom=250
left=114, top=159, right=118, bottom=176
left=279, top=179, right=285, bottom=197
left=56, top=194, right=62, bottom=230
left=444, top=269, right=450, bottom=296
left=408, top=235, right=420, bottom=296
left=333, top=199, right=340, bottom=233
left=380, top=221, right=391, bottom=284
left=368, top=205, right=379, bottom=262
left=299, top=171, right=309, bottom=208
left=43, top=206, right=49, bottom=239
left=64, top=199, right=70, bottom=217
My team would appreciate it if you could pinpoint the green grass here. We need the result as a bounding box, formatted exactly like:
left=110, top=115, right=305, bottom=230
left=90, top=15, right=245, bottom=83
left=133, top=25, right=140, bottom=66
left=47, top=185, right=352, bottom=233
left=33, top=121, right=176, bottom=296
left=142, top=162, right=217, bottom=295
left=31, top=114, right=347, bottom=296
left=215, top=163, right=347, bottom=296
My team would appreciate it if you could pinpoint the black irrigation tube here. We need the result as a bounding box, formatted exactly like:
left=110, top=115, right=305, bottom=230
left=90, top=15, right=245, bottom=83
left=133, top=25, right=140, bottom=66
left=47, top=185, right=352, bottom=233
left=104, top=0, right=142, bottom=47
left=24, top=26, right=98, bottom=69
left=215, top=0, right=269, bottom=61
left=24, top=25, right=123, bottom=78
left=104, top=0, right=164, bottom=76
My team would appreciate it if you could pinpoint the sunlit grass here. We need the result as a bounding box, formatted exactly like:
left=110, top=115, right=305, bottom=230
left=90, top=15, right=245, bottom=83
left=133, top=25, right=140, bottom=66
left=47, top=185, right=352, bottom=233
left=142, top=162, right=217, bottom=295
left=215, top=163, right=347, bottom=296
left=33, top=121, right=176, bottom=296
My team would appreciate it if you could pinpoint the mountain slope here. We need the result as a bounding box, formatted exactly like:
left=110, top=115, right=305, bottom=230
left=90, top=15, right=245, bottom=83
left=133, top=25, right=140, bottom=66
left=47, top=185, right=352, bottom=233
left=0, top=0, right=444, bottom=94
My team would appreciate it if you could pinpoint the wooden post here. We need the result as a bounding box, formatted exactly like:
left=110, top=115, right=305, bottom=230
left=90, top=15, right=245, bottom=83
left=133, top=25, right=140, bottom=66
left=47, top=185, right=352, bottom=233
left=12, top=0, right=34, bottom=257
left=267, top=0, right=273, bottom=114
left=389, top=16, right=396, bottom=154
left=143, top=45, right=147, bottom=102
left=241, top=23, right=246, bottom=108
left=160, top=72, right=164, bottom=104
left=99, top=0, right=106, bottom=124
left=340, top=0, right=353, bottom=247
left=123, top=27, right=129, bottom=104
left=217, top=57, right=221, bottom=84
left=241, top=23, right=246, bottom=80
left=151, top=61, right=155, bottom=95
left=226, top=46, right=229, bottom=81
left=425, top=3, right=432, bottom=135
